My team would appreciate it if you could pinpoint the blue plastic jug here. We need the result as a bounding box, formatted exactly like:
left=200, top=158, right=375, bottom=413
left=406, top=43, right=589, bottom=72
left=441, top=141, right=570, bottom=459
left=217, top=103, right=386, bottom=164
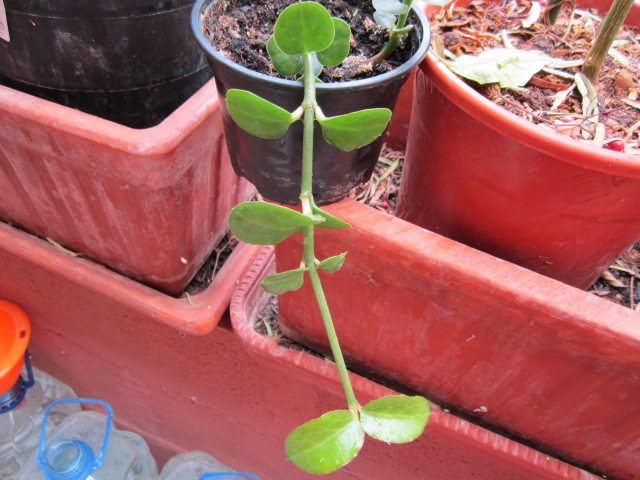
left=16, top=398, right=158, bottom=480
left=160, top=451, right=259, bottom=480
left=1, top=356, right=79, bottom=479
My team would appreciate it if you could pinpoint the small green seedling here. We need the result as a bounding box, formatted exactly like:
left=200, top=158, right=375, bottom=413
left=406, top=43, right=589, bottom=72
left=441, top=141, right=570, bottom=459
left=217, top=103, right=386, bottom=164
left=372, top=0, right=451, bottom=61
left=226, top=2, right=430, bottom=474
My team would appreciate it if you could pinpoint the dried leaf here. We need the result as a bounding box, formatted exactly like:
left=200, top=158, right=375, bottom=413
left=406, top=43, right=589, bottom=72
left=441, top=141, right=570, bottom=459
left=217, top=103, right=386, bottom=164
left=601, top=271, right=626, bottom=289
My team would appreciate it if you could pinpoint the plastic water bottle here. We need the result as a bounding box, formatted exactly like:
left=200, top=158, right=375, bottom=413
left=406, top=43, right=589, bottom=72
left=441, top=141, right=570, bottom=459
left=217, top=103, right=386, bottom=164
left=1, top=299, right=80, bottom=479
left=16, top=398, right=159, bottom=480
left=160, top=451, right=260, bottom=480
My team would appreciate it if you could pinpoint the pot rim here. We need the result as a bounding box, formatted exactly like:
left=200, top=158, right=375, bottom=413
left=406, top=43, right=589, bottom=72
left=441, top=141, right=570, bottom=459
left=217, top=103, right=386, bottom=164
left=422, top=1, right=640, bottom=180
left=190, top=0, right=431, bottom=93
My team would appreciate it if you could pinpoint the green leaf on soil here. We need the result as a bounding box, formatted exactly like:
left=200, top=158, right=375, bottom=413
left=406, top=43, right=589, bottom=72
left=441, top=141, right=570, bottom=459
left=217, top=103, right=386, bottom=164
left=274, top=2, right=335, bottom=55
left=261, top=268, right=307, bottom=294
left=360, top=395, right=431, bottom=443
left=448, top=48, right=554, bottom=88
left=229, top=202, right=324, bottom=245
left=226, top=89, right=296, bottom=138
left=267, top=36, right=304, bottom=76
left=318, top=253, right=347, bottom=274
left=316, top=18, right=351, bottom=67
left=318, top=108, right=392, bottom=151
left=311, top=205, right=351, bottom=230
left=373, top=0, right=409, bottom=16
left=286, top=410, right=364, bottom=475
left=373, top=11, right=397, bottom=29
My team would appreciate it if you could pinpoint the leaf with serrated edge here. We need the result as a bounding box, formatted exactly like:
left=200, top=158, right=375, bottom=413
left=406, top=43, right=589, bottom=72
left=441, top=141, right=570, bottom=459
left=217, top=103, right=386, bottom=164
left=229, top=202, right=323, bottom=245
left=318, top=108, right=392, bottom=152
left=448, top=48, right=553, bottom=88
left=286, top=410, right=364, bottom=475
left=261, top=268, right=307, bottom=294
left=226, top=89, right=295, bottom=139
left=267, top=36, right=303, bottom=76
left=318, top=253, right=347, bottom=274
left=312, top=205, right=350, bottom=229
left=361, top=395, right=431, bottom=443
left=274, top=2, right=334, bottom=55
left=316, top=18, right=351, bottom=67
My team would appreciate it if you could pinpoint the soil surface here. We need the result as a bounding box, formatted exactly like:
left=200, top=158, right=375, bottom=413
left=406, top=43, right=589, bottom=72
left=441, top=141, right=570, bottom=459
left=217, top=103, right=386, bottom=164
left=184, top=233, right=238, bottom=295
left=200, top=0, right=420, bottom=82
left=431, top=0, right=640, bottom=154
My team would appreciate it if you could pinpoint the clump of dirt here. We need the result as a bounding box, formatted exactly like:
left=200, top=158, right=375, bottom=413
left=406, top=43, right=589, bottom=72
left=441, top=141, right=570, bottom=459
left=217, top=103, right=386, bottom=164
left=200, top=0, right=421, bottom=82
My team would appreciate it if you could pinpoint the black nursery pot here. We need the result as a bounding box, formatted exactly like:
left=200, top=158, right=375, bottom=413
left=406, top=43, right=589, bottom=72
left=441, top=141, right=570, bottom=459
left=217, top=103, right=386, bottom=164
left=0, top=0, right=212, bottom=128
left=191, top=0, right=431, bottom=206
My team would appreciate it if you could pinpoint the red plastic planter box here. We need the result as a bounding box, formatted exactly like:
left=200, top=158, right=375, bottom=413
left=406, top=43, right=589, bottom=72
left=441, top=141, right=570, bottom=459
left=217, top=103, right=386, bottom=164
left=230, top=247, right=597, bottom=480
left=0, top=80, right=254, bottom=295
left=0, top=219, right=597, bottom=479
left=275, top=199, right=640, bottom=480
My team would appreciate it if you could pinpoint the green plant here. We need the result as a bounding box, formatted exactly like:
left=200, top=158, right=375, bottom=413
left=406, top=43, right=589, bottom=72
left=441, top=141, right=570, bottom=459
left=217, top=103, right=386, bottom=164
left=226, top=2, right=430, bottom=474
left=372, top=0, right=450, bottom=61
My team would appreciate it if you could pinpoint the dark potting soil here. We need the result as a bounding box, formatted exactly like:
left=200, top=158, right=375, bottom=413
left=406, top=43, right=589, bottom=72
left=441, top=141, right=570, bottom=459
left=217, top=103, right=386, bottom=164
left=431, top=0, right=640, bottom=153
left=200, top=0, right=421, bottom=82
left=183, top=232, right=238, bottom=296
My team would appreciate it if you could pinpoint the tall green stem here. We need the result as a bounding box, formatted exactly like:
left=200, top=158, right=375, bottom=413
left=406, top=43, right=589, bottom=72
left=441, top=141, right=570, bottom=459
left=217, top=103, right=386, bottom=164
left=299, top=53, right=359, bottom=411
left=582, top=0, right=634, bottom=83
left=372, top=0, right=413, bottom=62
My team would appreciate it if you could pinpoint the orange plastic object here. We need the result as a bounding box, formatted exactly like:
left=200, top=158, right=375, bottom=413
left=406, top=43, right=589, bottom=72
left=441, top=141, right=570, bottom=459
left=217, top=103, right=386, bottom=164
left=0, top=299, right=30, bottom=394
left=0, top=79, right=254, bottom=295
left=396, top=0, right=640, bottom=289
left=275, top=199, right=640, bottom=480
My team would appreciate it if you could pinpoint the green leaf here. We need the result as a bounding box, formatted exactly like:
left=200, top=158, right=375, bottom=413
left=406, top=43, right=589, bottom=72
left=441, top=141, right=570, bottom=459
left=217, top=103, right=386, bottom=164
left=274, top=2, right=335, bottom=55
left=448, top=48, right=554, bottom=88
left=318, top=108, right=392, bottom=152
left=311, top=204, right=351, bottom=229
left=286, top=410, right=364, bottom=475
left=261, top=268, right=307, bottom=294
left=229, top=202, right=324, bottom=245
left=267, top=36, right=304, bottom=76
left=226, top=90, right=296, bottom=139
left=373, top=11, right=397, bottom=29
left=360, top=395, right=431, bottom=443
left=373, top=0, right=409, bottom=16
left=317, top=253, right=347, bottom=274
left=316, top=18, right=351, bottom=67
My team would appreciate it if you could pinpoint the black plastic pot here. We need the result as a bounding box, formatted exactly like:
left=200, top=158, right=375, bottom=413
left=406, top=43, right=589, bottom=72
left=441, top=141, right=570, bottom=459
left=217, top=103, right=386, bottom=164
left=0, top=0, right=212, bottom=128
left=191, top=0, right=431, bottom=205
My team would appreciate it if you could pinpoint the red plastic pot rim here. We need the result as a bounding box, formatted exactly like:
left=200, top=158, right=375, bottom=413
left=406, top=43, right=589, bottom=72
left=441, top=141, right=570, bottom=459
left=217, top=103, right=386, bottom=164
left=421, top=1, right=640, bottom=180
left=0, top=221, right=261, bottom=336
left=0, top=299, right=30, bottom=393
left=229, top=247, right=596, bottom=479
left=0, top=78, right=220, bottom=157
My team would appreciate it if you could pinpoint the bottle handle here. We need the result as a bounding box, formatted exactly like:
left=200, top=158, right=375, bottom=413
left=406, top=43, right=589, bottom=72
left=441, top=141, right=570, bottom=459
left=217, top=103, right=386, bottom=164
left=38, top=398, right=114, bottom=480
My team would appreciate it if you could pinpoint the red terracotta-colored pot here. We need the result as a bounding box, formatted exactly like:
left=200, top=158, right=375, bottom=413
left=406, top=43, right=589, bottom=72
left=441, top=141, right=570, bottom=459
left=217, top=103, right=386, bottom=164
left=275, top=199, right=640, bottom=480
left=0, top=79, right=254, bottom=296
left=0, top=221, right=259, bottom=336
left=0, top=221, right=594, bottom=479
left=230, top=246, right=598, bottom=479
left=396, top=0, right=640, bottom=289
